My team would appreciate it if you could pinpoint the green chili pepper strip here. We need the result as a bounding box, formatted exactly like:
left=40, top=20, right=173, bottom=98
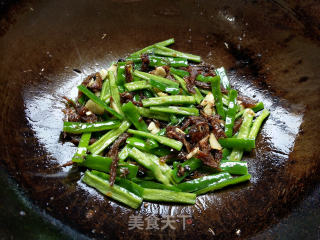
left=195, top=174, right=251, bottom=195
left=91, top=170, right=144, bottom=197
left=251, top=102, right=264, bottom=112
left=224, top=89, right=238, bottom=137
left=172, top=158, right=202, bottom=183
left=81, top=154, right=138, bottom=179
left=128, top=147, right=171, bottom=185
left=108, top=70, right=124, bottom=116
left=142, top=96, right=196, bottom=107
left=220, top=161, right=248, bottom=175
left=122, top=102, right=158, bottom=147
left=151, top=147, right=171, bottom=157
left=100, top=74, right=110, bottom=102
left=137, top=107, right=170, bottom=121
left=122, top=102, right=148, bottom=132
left=215, top=66, right=231, bottom=90
left=170, top=67, right=190, bottom=78
left=229, top=109, right=254, bottom=161
left=118, top=145, right=131, bottom=162
left=235, top=109, right=245, bottom=120
left=173, top=74, right=203, bottom=104
left=63, top=120, right=121, bottom=134
left=127, top=56, right=188, bottom=68
left=88, top=121, right=131, bottom=155
left=142, top=188, right=196, bottom=204
left=77, top=85, right=123, bottom=120
left=134, top=70, right=179, bottom=88
left=209, top=76, right=225, bottom=119
left=248, top=109, right=270, bottom=140
left=218, top=138, right=255, bottom=151
left=154, top=45, right=201, bottom=63
left=72, top=132, right=91, bottom=163
left=82, top=171, right=142, bottom=209
left=177, top=172, right=232, bottom=193
left=127, top=129, right=183, bottom=151
left=150, top=106, right=199, bottom=116
left=132, top=178, right=181, bottom=192
left=124, top=80, right=152, bottom=91
left=117, top=62, right=126, bottom=86
left=130, top=38, right=175, bottom=57
left=126, top=137, right=153, bottom=152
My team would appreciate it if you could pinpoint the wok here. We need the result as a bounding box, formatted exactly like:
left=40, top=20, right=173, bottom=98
left=0, top=0, right=320, bottom=239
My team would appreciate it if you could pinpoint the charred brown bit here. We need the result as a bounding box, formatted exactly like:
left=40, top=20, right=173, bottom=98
left=233, top=118, right=243, bottom=134
left=77, top=106, right=98, bottom=123
left=62, top=107, right=81, bottom=122
left=159, top=154, right=176, bottom=164
left=107, top=133, right=130, bottom=186
left=237, top=95, right=258, bottom=108
left=200, top=112, right=226, bottom=139
left=63, top=96, right=77, bottom=109
left=185, top=66, right=198, bottom=93
left=162, top=65, right=170, bottom=75
left=141, top=54, right=150, bottom=72
left=166, top=114, right=224, bottom=169
left=214, top=150, right=223, bottom=163
left=81, top=72, right=103, bottom=93
left=177, top=164, right=185, bottom=177
left=177, top=151, right=188, bottom=160
left=180, top=118, right=192, bottom=131
left=61, top=160, right=74, bottom=167
left=62, top=98, right=98, bottom=123
left=196, top=150, right=219, bottom=169
left=166, top=126, right=192, bottom=152
left=188, top=116, right=210, bottom=142
left=195, top=80, right=211, bottom=89
left=125, top=64, right=133, bottom=82
left=120, top=91, right=133, bottom=104
left=119, top=167, right=130, bottom=178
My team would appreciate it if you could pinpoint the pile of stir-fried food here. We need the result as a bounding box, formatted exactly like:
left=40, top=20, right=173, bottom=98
left=62, top=39, right=269, bottom=208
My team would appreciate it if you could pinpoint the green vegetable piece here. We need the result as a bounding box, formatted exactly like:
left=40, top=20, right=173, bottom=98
left=117, top=62, right=126, bottom=86
left=63, top=120, right=121, bottom=134
left=82, top=171, right=142, bottom=209
left=130, top=38, right=175, bottom=57
left=218, top=138, right=255, bottom=151
left=88, top=121, right=131, bottom=154
left=127, top=129, right=183, bottom=151
left=150, top=106, right=199, bottom=116
left=142, top=188, right=196, bottom=204
left=154, top=45, right=201, bottom=63
left=195, top=174, right=251, bottom=195
left=177, top=172, right=232, bottom=192
left=172, top=158, right=202, bottom=183
left=220, top=161, right=248, bottom=175
left=122, top=102, right=149, bottom=132
left=81, top=154, right=138, bottom=179
left=224, top=89, right=238, bottom=137
left=209, top=75, right=225, bottom=119
left=142, top=95, right=196, bottom=107
left=109, top=70, right=124, bottom=116
left=137, top=107, right=170, bottom=121
left=77, top=85, right=123, bottom=120
left=72, top=132, right=91, bottom=163
left=128, top=147, right=171, bottom=185
left=124, top=80, right=152, bottom=91
left=215, top=67, right=230, bottom=90
left=248, top=109, right=270, bottom=140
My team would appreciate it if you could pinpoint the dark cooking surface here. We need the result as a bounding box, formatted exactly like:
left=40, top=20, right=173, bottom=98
left=0, top=0, right=320, bottom=239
